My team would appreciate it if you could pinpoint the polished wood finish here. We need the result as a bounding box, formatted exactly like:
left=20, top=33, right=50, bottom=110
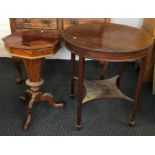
left=3, top=30, right=64, bottom=130
left=142, top=19, right=155, bottom=83
left=3, top=30, right=60, bottom=59
left=9, top=18, right=110, bottom=83
left=63, top=23, right=153, bottom=129
left=64, top=23, right=152, bottom=54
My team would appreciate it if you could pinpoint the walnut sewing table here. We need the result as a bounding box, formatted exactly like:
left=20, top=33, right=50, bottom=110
left=63, top=23, right=153, bottom=129
left=3, top=30, right=64, bottom=130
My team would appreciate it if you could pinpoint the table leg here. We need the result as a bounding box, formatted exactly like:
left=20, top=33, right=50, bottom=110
left=76, top=55, right=85, bottom=129
left=12, top=57, right=23, bottom=84
left=116, top=62, right=123, bottom=88
left=21, top=58, right=64, bottom=130
left=70, top=52, right=75, bottom=97
left=130, top=57, right=146, bottom=126
left=99, top=61, right=109, bottom=80
left=24, top=94, right=35, bottom=130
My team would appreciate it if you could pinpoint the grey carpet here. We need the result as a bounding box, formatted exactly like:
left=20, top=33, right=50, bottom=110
left=0, top=58, right=155, bottom=136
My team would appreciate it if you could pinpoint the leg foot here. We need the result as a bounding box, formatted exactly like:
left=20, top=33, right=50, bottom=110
left=16, top=78, right=23, bottom=84
left=19, top=90, right=31, bottom=102
left=70, top=95, right=75, bottom=99
left=39, top=93, right=64, bottom=109
left=129, top=118, right=135, bottom=127
left=76, top=124, right=81, bottom=130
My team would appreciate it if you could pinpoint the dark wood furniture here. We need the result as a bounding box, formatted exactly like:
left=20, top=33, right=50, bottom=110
left=9, top=18, right=110, bottom=83
left=63, top=23, right=153, bottom=129
left=3, top=30, right=64, bottom=130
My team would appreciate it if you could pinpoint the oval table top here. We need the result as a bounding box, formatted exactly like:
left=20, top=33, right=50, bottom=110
left=63, top=23, right=153, bottom=54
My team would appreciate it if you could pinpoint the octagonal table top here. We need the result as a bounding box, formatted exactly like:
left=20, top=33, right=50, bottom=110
left=3, top=30, right=61, bottom=59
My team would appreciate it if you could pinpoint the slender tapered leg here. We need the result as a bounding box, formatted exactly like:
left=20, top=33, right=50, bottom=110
left=99, top=61, right=109, bottom=80
left=70, top=53, right=75, bottom=97
left=76, top=55, right=85, bottom=129
left=12, top=57, right=23, bottom=84
left=116, top=62, right=123, bottom=88
left=129, top=57, right=146, bottom=126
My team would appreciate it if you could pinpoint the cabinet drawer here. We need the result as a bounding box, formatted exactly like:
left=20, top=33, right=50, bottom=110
left=15, top=18, right=58, bottom=30
left=63, top=18, right=107, bottom=29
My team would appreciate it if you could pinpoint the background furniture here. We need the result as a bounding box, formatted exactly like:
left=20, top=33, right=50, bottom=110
left=141, top=19, right=155, bottom=85
left=3, top=30, right=64, bottom=130
left=63, top=23, right=153, bottom=129
left=10, top=18, right=110, bottom=84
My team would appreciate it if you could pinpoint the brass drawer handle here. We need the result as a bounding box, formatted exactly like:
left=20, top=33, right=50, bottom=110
left=41, top=19, right=51, bottom=24
left=23, top=18, right=31, bottom=23
left=70, top=20, right=78, bottom=25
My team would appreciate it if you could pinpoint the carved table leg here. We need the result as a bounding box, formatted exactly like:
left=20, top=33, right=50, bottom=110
left=12, top=57, right=23, bottom=84
left=39, top=93, right=64, bottom=109
left=76, top=55, right=85, bottom=129
left=129, top=57, right=146, bottom=126
left=70, top=52, right=75, bottom=97
left=24, top=94, right=36, bottom=130
left=21, top=58, right=64, bottom=130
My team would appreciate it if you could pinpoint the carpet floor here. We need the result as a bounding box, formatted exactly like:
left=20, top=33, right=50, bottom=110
left=0, top=58, right=155, bottom=136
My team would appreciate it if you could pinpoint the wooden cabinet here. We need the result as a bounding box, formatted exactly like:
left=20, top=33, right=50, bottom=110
left=15, top=18, right=59, bottom=30
left=10, top=18, right=110, bottom=32
left=10, top=18, right=62, bottom=33
left=62, top=18, right=109, bottom=29
left=141, top=19, right=155, bottom=84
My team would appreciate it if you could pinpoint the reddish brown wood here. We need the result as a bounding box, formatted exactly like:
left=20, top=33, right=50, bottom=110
left=23, top=58, right=43, bottom=82
left=77, top=55, right=85, bottom=129
left=130, top=57, right=146, bottom=126
left=99, top=61, right=109, bottom=79
left=15, top=18, right=58, bottom=30
left=116, top=62, right=123, bottom=87
left=9, top=18, right=110, bottom=84
left=63, top=23, right=153, bottom=128
left=3, top=30, right=64, bottom=130
left=63, top=18, right=107, bottom=29
left=70, top=52, right=75, bottom=97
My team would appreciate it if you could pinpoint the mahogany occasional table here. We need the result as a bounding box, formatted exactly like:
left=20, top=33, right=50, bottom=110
left=63, top=23, right=153, bottom=129
left=3, top=30, right=64, bottom=130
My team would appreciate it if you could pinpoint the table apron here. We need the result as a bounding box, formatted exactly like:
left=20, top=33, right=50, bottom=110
left=66, top=42, right=147, bottom=62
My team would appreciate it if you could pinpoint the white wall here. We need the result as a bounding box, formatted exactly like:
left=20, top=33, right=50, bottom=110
left=0, top=18, right=144, bottom=59
left=0, top=18, right=11, bottom=57
left=111, top=18, right=143, bottom=28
